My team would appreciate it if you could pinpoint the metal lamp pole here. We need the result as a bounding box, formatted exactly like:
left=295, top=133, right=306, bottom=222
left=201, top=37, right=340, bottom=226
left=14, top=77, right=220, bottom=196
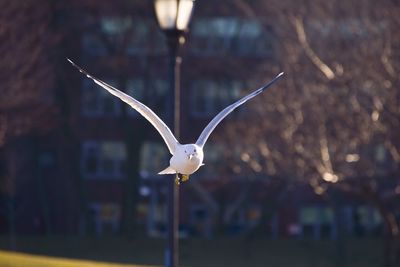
left=153, top=1, right=195, bottom=267
left=166, top=29, right=182, bottom=267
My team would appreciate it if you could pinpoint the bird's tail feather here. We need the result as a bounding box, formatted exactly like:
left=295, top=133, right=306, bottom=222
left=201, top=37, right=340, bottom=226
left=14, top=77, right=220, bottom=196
left=158, top=166, right=176, bottom=175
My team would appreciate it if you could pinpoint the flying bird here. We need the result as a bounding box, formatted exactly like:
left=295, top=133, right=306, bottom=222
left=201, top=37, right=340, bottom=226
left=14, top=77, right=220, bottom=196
left=68, top=59, right=283, bottom=185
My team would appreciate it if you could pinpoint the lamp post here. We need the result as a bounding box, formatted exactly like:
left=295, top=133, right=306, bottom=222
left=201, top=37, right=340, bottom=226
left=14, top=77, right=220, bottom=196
left=154, top=1, right=195, bottom=267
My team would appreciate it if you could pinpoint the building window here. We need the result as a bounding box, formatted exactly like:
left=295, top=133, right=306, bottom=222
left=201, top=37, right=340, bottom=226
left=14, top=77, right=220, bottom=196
left=139, top=141, right=169, bottom=178
left=246, top=205, right=262, bottom=227
left=82, top=16, right=166, bottom=57
left=375, top=144, right=387, bottom=162
left=100, top=17, right=132, bottom=36
left=299, top=206, right=319, bottom=239
left=125, top=19, right=166, bottom=55
left=190, top=80, right=244, bottom=117
left=81, top=17, right=133, bottom=57
left=81, top=79, right=121, bottom=117
left=126, top=20, right=149, bottom=54
left=190, top=17, right=274, bottom=56
left=353, top=206, right=382, bottom=237
left=320, top=207, right=334, bottom=238
left=308, top=18, right=387, bottom=39
left=89, top=202, right=121, bottom=236
left=300, top=206, right=335, bottom=239
left=81, top=141, right=127, bottom=179
left=190, top=205, right=212, bottom=237
left=82, top=33, right=108, bottom=56
left=125, top=79, right=168, bottom=118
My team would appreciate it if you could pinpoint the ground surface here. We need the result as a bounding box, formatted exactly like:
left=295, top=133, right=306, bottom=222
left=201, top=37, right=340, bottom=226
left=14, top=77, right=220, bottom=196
left=0, top=236, right=382, bottom=267
left=0, top=250, right=153, bottom=267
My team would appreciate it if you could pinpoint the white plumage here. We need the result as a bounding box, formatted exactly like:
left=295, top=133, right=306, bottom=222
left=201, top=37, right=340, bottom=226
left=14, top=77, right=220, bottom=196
left=68, top=59, right=283, bottom=183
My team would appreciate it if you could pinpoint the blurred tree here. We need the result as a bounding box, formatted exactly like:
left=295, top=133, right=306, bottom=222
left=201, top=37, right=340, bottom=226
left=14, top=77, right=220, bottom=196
left=212, top=0, right=400, bottom=266
left=0, top=0, right=59, bottom=146
left=0, top=0, right=59, bottom=245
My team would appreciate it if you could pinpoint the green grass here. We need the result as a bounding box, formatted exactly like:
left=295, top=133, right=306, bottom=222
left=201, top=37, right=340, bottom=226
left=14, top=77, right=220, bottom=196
left=0, top=236, right=383, bottom=267
left=0, top=250, right=155, bottom=267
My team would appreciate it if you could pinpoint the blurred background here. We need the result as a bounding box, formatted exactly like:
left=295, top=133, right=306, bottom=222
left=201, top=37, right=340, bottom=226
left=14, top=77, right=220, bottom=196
left=0, top=0, right=399, bottom=267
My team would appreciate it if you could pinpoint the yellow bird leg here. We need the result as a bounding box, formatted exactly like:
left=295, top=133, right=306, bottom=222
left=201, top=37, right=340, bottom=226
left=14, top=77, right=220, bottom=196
left=175, top=173, right=180, bottom=186
left=181, top=174, right=190, bottom=182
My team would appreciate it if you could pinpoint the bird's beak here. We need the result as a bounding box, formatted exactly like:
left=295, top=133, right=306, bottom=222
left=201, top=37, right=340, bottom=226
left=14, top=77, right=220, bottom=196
left=188, top=154, right=193, bottom=160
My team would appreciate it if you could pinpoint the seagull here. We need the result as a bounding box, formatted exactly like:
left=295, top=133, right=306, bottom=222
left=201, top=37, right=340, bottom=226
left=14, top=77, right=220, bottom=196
left=68, top=59, right=283, bottom=185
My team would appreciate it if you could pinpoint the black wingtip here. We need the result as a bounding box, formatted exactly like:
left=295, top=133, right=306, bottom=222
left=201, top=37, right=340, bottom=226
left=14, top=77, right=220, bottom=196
left=66, top=58, right=75, bottom=65
left=261, top=72, right=284, bottom=92
left=66, top=58, right=92, bottom=77
left=66, top=58, right=79, bottom=69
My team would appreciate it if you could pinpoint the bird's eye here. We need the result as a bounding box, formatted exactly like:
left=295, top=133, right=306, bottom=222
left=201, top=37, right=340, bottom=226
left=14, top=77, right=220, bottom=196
left=185, top=150, right=187, bottom=153
left=194, top=149, right=196, bottom=152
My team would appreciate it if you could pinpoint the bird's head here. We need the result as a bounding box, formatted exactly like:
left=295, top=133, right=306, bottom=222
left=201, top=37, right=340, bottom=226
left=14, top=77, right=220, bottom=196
left=183, top=144, right=202, bottom=162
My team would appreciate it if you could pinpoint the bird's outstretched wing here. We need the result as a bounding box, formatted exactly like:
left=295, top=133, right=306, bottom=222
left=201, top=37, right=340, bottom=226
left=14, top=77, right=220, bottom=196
left=68, top=59, right=179, bottom=155
left=195, top=72, right=284, bottom=148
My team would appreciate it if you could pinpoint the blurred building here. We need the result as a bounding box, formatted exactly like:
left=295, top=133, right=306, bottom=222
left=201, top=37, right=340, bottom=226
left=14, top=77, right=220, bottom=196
left=0, top=0, right=394, bottom=239
left=60, top=0, right=278, bottom=238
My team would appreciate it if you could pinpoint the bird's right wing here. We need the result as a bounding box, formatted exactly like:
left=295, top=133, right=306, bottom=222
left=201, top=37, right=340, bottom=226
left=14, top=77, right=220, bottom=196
left=68, top=59, right=179, bottom=155
left=195, top=72, right=284, bottom=148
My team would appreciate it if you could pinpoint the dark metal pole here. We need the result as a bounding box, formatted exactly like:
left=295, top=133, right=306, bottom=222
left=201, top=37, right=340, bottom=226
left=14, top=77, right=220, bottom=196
left=165, top=31, right=182, bottom=267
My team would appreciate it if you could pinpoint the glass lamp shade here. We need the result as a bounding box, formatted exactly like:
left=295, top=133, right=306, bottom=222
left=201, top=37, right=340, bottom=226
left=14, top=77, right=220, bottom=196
left=154, top=0, right=194, bottom=31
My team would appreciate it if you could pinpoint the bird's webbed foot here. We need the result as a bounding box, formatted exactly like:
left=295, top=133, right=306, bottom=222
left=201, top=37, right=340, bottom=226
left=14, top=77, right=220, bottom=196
left=181, top=174, right=190, bottom=182
left=175, top=173, right=181, bottom=186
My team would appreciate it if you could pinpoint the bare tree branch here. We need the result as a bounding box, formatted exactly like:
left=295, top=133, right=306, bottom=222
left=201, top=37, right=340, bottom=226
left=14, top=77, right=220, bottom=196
left=290, top=15, right=336, bottom=80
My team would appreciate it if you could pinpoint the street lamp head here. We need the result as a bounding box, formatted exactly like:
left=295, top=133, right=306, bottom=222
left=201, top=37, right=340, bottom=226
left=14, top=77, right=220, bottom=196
left=154, top=0, right=195, bottom=32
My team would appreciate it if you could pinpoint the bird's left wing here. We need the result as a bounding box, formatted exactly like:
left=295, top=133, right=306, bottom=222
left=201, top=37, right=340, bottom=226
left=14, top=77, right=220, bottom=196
left=195, top=72, right=284, bottom=148
left=68, top=59, right=179, bottom=155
